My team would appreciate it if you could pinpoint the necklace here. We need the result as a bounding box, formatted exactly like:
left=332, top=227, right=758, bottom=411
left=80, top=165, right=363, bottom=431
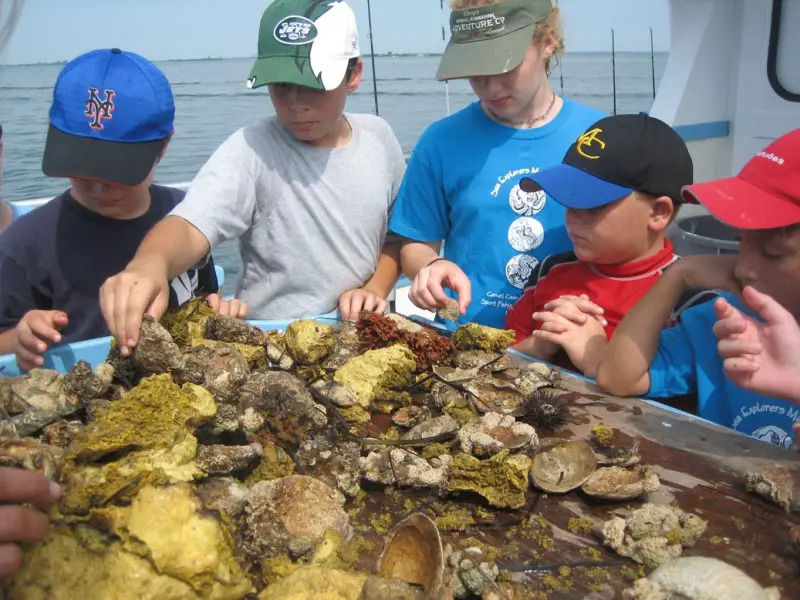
left=488, top=91, right=557, bottom=128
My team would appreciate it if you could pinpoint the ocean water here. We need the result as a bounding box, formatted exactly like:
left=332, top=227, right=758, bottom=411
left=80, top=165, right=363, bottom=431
left=0, top=53, right=666, bottom=293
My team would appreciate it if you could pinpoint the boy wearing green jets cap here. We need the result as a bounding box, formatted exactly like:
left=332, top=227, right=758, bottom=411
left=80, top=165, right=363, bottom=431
left=100, top=0, right=406, bottom=356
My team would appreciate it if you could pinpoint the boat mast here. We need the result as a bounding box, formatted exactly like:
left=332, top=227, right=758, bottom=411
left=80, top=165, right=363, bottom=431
left=366, top=0, right=379, bottom=115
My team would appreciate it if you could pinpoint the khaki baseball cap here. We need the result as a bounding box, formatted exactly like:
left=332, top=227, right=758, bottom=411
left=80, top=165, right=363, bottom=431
left=248, top=0, right=360, bottom=91
left=436, top=0, right=553, bottom=81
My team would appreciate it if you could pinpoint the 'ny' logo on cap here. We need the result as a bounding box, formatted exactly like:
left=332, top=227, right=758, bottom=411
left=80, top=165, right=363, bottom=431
left=576, top=128, right=606, bottom=160
left=85, top=88, right=115, bottom=130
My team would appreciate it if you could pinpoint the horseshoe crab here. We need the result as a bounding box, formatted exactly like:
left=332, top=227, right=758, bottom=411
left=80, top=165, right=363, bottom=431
left=529, top=440, right=596, bottom=493
left=581, top=466, right=660, bottom=500
left=376, top=513, right=450, bottom=600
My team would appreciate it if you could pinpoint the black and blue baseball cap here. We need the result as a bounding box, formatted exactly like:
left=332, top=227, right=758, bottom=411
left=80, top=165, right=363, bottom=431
left=42, top=48, right=174, bottom=186
left=520, top=114, right=694, bottom=209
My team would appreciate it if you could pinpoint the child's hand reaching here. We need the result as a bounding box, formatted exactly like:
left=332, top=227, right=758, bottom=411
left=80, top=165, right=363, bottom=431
left=713, top=286, right=800, bottom=404
left=205, top=294, right=248, bottom=319
left=532, top=295, right=608, bottom=377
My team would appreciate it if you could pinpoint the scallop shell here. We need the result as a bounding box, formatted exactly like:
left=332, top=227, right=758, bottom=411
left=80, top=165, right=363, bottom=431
left=377, top=513, right=449, bottom=600
left=581, top=466, right=660, bottom=500
left=529, top=440, right=596, bottom=493
left=463, top=379, right=527, bottom=415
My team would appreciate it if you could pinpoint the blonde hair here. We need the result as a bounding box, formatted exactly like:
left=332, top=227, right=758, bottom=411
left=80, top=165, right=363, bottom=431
left=449, top=1, right=564, bottom=73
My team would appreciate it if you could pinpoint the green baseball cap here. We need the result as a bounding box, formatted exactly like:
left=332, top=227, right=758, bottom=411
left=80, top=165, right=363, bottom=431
left=436, top=0, right=553, bottom=81
left=248, top=0, right=360, bottom=91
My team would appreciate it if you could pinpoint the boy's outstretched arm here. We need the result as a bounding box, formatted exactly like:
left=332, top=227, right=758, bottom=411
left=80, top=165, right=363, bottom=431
left=596, top=255, right=739, bottom=396
left=339, top=241, right=401, bottom=322
left=100, top=215, right=210, bottom=356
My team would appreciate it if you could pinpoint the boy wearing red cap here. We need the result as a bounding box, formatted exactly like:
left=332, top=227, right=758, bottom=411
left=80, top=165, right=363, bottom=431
left=597, top=129, right=800, bottom=449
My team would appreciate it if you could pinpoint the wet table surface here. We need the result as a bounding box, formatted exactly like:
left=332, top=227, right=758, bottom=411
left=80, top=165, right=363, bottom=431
left=348, top=354, right=800, bottom=599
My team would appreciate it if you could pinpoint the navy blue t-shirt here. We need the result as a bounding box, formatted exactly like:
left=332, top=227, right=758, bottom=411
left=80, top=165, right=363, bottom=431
left=0, top=184, right=218, bottom=344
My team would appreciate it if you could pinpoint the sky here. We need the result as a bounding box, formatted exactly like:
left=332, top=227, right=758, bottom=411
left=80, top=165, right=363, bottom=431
left=1, top=0, right=670, bottom=66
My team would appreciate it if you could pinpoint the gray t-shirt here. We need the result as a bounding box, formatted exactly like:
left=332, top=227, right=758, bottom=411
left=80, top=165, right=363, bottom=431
left=171, top=114, right=405, bottom=319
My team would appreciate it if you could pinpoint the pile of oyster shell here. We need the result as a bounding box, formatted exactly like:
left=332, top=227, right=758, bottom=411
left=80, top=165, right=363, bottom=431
left=0, top=301, right=781, bottom=599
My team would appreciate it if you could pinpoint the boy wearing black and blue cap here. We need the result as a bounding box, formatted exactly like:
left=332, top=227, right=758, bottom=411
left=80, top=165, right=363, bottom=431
left=505, top=114, right=693, bottom=376
left=0, top=48, right=221, bottom=371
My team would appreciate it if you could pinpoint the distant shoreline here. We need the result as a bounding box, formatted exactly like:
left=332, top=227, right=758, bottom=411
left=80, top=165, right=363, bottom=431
left=1, top=50, right=668, bottom=68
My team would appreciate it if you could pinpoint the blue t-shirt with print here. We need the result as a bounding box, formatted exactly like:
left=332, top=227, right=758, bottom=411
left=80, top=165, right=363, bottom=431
left=389, top=99, right=605, bottom=329
left=649, top=293, right=799, bottom=450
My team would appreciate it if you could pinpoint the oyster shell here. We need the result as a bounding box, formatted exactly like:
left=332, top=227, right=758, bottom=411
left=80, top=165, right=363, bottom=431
left=403, top=415, right=459, bottom=441
left=458, top=412, right=538, bottom=458
left=514, top=362, right=561, bottom=395
left=449, top=547, right=498, bottom=599
left=295, top=437, right=362, bottom=498
left=196, top=443, right=262, bottom=476
left=581, top=466, right=660, bottom=500
left=174, top=343, right=250, bottom=404
left=437, top=300, right=460, bottom=323
left=377, top=513, right=449, bottom=600
left=62, top=360, right=113, bottom=400
left=244, top=475, right=352, bottom=559
left=41, top=420, right=84, bottom=448
left=623, top=556, right=780, bottom=600
left=745, top=466, right=799, bottom=513
left=205, top=314, right=265, bottom=346
left=452, top=350, right=510, bottom=372
left=361, top=448, right=449, bottom=489
left=0, top=436, right=64, bottom=479
left=239, top=371, right=327, bottom=430
left=463, top=379, right=526, bottom=415
left=529, top=440, right=596, bottom=493
left=133, top=315, right=185, bottom=373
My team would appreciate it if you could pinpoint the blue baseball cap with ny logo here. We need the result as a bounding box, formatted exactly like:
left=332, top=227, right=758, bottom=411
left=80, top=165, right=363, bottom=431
left=42, top=48, right=175, bottom=186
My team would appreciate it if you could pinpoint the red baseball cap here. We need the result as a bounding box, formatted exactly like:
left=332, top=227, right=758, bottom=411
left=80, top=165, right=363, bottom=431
left=681, top=129, right=800, bottom=229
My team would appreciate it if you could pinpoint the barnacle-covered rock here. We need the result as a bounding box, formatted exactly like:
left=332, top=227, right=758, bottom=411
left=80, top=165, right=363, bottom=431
left=133, top=316, right=185, bottom=374
left=174, top=344, right=250, bottom=404
left=745, top=466, right=799, bottom=513
left=85, top=399, right=112, bottom=423
left=449, top=547, right=498, bottom=599
left=161, top=297, right=216, bottom=348
left=582, top=466, right=660, bottom=500
left=358, top=577, right=426, bottom=600
left=206, top=314, right=265, bottom=346
left=197, top=444, right=262, bottom=476
left=445, top=450, right=530, bottom=509
left=452, top=323, right=515, bottom=352
left=264, top=331, right=295, bottom=370
left=258, top=566, right=367, bottom=600
left=296, top=437, right=361, bottom=498
left=514, top=362, right=561, bottom=395
left=392, top=405, right=430, bottom=429
left=602, top=503, right=707, bottom=568
left=284, top=319, right=336, bottom=365
left=622, top=556, right=780, bottom=600
left=385, top=313, right=425, bottom=333
left=59, top=374, right=215, bottom=513
left=361, top=449, right=449, bottom=489
left=458, top=413, right=538, bottom=458
left=239, top=371, right=327, bottom=430
left=403, top=415, right=459, bottom=441
left=63, top=361, right=113, bottom=399
left=452, top=350, right=510, bottom=372
left=334, top=345, right=416, bottom=408
left=244, top=475, right=352, bottom=559
left=428, top=381, right=466, bottom=410
left=42, top=419, right=84, bottom=448
left=0, top=436, right=64, bottom=479
left=9, top=484, right=254, bottom=600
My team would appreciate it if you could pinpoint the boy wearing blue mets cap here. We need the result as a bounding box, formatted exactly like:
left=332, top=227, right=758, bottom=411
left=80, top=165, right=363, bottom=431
left=505, top=114, right=693, bottom=377
left=0, top=48, right=224, bottom=371
left=100, top=0, right=406, bottom=358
